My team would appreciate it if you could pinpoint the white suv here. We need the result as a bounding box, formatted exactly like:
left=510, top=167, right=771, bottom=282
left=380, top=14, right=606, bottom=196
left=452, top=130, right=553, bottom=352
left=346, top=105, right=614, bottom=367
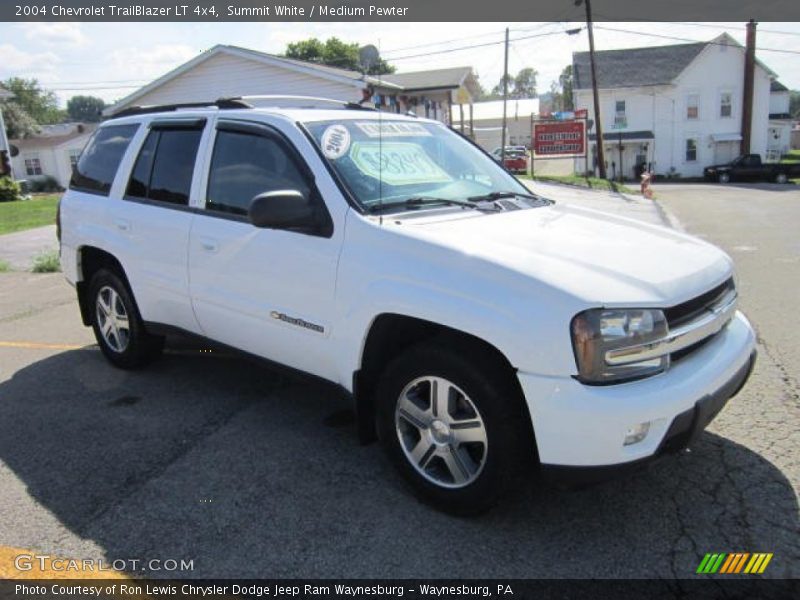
left=59, top=96, right=756, bottom=514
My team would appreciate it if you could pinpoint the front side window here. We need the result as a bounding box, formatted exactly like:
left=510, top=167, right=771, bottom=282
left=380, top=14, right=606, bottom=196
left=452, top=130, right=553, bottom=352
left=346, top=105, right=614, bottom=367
left=126, top=127, right=202, bottom=206
left=304, top=119, right=530, bottom=212
left=687, top=93, right=699, bottom=119
left=720, top=92, right=732, bottom=118
left=24, top=154, right=42, bottom=176
left=685, top=138, right=698, bottom=162
left=205, top=130, right=311, bottom=216
left=71, top=124, right=138, bottom=195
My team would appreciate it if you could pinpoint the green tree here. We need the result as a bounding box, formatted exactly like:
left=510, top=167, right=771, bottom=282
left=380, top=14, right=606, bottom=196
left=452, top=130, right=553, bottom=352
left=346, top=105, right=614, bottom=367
left=513, top=67, right=538, bottom=98
left=284, top=37, right=395, bottom=75
left=490, top=73, right=514, bottom=98
left=559, top=65, right=573, bottom=110
left=0, top=101, right=40, bottom=139
left=790, top=90, right=800, bottom=119
left=2, top=78, right=64, bottom=124
left=66, top=95, right=105, bottom=122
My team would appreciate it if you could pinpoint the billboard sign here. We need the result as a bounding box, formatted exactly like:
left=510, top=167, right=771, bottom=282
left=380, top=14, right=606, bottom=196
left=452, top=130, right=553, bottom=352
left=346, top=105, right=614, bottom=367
left=533, top=120, right=586, bottom=157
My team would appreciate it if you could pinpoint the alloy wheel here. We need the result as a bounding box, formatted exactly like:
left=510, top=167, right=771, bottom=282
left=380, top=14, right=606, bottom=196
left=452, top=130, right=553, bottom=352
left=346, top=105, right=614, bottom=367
left=95, top=285, right=130, bottom=353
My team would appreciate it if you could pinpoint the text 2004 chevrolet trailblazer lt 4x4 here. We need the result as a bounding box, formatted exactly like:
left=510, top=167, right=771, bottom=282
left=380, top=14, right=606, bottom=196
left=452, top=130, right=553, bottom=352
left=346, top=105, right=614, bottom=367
left=58, top=96, right=756, bottom=514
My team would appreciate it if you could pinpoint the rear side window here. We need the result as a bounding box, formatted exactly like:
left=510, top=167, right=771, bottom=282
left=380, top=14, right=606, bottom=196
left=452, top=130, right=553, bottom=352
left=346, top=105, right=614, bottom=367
left=70, top=124, right=138, bottom=195
left=206, top=130, right=310, bottom=216
left=126, top=127, right=203, bottom=206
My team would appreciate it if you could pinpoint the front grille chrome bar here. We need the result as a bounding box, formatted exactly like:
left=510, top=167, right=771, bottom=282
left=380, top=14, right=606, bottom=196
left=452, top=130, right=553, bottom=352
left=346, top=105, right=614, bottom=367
left=605, top=289, right=738, bottom=366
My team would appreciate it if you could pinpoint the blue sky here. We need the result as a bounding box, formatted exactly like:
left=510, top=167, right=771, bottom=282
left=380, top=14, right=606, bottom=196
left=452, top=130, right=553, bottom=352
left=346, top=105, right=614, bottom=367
left=1, top=21, right=798, bottom=107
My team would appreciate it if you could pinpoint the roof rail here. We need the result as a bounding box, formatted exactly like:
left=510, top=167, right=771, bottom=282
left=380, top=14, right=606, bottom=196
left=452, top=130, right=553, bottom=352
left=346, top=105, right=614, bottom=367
left=235, top=95, right=375, bottom=111
left=109, top=97, right=251, bottom=119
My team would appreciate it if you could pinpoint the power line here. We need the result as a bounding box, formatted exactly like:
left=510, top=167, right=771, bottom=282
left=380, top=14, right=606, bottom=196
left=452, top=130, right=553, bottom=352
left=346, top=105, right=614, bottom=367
left=593, top=25, right=800, bottom=55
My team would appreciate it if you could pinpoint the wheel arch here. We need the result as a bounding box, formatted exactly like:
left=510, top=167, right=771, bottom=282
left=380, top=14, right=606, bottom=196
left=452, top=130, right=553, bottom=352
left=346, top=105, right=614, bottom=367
left=75, top=245, right=131, bottom=326
left=353, top=313, right=533, bottom=447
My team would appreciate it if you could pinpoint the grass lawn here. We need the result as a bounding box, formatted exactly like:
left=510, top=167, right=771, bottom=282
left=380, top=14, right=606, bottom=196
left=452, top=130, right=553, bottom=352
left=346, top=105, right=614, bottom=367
left=518, top=173, right=636, bottom=195
left=0, top=194, right=61, bottom=236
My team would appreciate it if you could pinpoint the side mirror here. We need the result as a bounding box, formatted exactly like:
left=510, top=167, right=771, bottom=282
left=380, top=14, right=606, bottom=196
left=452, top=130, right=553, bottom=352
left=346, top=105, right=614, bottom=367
left=248, top=190, right=317, bottom=231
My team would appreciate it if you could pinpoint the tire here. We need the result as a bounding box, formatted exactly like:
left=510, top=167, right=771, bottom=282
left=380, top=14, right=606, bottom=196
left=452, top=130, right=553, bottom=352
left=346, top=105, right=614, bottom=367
left=775, top=172, right=788, bottom=184
left=375, top=339, right=533, bottom=515
left=88, top=268, right=164, bottom=369
left=718, top=172, right=730, bottom=184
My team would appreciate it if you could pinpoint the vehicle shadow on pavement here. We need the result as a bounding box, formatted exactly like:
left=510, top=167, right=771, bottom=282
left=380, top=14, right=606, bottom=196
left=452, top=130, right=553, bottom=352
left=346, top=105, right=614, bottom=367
left=0, top=348, right=797, bottom=579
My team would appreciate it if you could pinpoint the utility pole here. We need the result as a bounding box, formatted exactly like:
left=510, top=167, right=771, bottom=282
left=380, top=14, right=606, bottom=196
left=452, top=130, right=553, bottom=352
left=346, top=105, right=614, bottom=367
left=500, top=27, right=510, bottom=166
left=576, top=0, right=606, bottom=178
left=741, top=19, right=756, bottom=155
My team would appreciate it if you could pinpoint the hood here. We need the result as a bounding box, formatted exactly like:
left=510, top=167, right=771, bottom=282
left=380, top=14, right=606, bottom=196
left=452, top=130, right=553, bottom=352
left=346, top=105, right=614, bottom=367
left=394, top=203, right=733, bottom=306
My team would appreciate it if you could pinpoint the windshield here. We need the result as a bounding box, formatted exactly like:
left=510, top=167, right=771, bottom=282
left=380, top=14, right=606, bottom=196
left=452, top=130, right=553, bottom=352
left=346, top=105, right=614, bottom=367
left=304, top=119, right=530, bottom=211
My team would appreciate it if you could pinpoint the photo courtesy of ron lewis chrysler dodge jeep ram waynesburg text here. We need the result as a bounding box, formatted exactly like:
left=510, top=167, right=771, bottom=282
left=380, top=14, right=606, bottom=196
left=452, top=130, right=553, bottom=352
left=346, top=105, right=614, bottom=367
left=58, top=96, right=756, bottom=514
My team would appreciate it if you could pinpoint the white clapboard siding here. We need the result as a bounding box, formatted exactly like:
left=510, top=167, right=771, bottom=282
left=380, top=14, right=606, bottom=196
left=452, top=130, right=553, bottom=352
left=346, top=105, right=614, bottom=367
left=131, top=52, right=362, bottom=107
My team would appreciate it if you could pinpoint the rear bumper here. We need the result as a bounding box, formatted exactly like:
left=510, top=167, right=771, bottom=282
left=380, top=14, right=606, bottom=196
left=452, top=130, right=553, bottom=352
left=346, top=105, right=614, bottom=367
left=540, top=350, right=756, bottom=486
left=518, top=310, right=756, bottom=469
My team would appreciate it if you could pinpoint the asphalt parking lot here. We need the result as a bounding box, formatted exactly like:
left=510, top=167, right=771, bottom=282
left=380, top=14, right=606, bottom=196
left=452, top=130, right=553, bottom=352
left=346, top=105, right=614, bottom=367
left=0, top=183, right=798, bottom=579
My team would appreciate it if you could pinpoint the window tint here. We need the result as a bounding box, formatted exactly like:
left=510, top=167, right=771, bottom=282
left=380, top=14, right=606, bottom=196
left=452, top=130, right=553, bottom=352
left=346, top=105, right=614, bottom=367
left=206, top=130, right=310, bottom=216
left=70, top=124, right=138, bottom=195
left=125, top=128, right=202, bottom=206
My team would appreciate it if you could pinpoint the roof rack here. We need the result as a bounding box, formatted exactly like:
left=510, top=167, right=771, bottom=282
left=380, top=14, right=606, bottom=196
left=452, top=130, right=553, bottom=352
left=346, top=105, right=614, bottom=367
left=109, top=97, right=251, bottom=119
left=236, top=95, right=375, bottom=111
left=109, top=95, right=375, bottom=119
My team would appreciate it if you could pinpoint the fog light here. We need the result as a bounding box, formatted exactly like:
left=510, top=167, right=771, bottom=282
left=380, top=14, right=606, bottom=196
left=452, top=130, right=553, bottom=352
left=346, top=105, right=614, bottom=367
left=624, top=422, right=651, bottom=446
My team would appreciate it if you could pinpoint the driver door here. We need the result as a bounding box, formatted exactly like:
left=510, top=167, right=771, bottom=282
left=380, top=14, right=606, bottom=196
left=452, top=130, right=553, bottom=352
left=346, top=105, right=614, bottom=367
left=188, top=119, right=342, bottom=381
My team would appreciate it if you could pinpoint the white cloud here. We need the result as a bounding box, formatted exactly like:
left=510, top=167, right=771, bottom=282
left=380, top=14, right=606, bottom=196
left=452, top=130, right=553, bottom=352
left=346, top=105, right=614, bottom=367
left=0, top=43, right=61, bottom=81
left=22, top=23, right=88, bottom=47
left=109, top=44, right=198, bottom=80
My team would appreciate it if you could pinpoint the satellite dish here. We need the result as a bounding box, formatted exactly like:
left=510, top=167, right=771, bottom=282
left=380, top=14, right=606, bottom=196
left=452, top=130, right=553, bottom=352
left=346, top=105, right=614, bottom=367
left=358, top=45, right=380, bottom=72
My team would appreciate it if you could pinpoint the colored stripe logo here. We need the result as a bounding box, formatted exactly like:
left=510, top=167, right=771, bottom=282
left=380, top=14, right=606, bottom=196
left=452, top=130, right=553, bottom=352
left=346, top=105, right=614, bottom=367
left=697, top=553, right=773, bottom=574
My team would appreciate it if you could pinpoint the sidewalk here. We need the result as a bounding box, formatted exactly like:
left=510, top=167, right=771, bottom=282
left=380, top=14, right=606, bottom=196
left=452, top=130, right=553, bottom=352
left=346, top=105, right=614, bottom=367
left=522, top=180, right=681, bottom=230
left=0, top=225, right=58, bottom=271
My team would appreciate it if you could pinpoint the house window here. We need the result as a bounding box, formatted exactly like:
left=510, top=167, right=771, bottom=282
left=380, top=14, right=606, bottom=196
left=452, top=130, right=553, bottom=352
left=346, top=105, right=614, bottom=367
left=685, top=139, right=698, bottom=162
left=720, top=92, right=732, bottom=118
left=613, top=100, right=626, bottom=129
left=24, top=154, right=43, bottom=176
left=687, top=93, right=700, bottom=119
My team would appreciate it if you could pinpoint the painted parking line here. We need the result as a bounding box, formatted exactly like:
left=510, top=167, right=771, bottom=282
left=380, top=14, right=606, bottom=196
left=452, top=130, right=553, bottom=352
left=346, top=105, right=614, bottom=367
left=0, top=341, right=88, bottom=350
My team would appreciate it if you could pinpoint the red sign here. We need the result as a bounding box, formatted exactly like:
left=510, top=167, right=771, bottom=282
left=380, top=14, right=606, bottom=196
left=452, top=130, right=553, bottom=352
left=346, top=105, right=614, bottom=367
left=533, top=120, right=586, bottom=157
left=574, top=108, right=588, bottom=119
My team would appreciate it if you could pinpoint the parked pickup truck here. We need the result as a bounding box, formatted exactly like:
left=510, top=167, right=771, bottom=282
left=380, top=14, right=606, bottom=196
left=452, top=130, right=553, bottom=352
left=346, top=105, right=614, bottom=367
left=59, top=96, right=756, bottom=514
left=704, top=154, right=800, bottom=184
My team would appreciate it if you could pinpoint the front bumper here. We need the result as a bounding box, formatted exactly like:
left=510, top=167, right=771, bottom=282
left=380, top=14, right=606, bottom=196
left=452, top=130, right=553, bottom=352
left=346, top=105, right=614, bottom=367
left=517, top=311, right=756, bottom=471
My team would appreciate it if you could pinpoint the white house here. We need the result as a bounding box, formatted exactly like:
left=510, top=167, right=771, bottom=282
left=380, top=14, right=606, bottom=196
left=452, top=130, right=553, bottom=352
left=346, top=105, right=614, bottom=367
left=463, top=98, right=540, bottom=151
left=573, top=34, right=777, bottom=179
left=10, top=123, right=97, bottom=189
left=767, top=80, right=793, bottom=160
left=104, top=45, right=481, bottom=126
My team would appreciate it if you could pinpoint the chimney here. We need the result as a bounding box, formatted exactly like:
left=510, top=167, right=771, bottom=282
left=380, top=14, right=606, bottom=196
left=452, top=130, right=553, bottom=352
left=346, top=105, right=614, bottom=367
left=740, top=20, right=757, bottom=155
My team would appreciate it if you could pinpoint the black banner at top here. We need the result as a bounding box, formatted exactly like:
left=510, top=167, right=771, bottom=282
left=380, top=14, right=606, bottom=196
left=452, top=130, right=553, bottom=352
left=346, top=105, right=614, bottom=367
left=3, top=0, right=800, bottom=22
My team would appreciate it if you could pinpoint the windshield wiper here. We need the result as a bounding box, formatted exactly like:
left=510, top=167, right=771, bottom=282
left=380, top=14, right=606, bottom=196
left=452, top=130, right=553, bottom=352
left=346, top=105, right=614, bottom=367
left=367, top=196, right=499, bottom=214
left=467, top=191, right=552, bottom=205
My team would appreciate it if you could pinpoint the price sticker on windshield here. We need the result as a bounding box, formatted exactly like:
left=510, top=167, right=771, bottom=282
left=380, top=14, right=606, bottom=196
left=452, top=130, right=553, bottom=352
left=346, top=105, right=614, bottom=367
left=349, top=142, right=452, bottom=186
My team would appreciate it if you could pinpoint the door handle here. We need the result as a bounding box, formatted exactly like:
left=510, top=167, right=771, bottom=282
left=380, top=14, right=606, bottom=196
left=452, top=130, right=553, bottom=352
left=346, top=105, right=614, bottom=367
left=199, top=237, right=218, bottom=253
left=115, top=219, right=131, bottom=232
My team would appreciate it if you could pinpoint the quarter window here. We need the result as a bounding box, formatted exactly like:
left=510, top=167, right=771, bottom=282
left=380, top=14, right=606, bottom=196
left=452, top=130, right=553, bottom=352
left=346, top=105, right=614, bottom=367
left=70, top=124, right=138, bottom=195
left=685, top=139, right=698, bottom=162
left=205, top=130, right=310, bottom=216
left=687, top=94, right=699, bottom=119
left=720, top=92, right=732, bottom=118
left=126, top=128, right=202, bottom=206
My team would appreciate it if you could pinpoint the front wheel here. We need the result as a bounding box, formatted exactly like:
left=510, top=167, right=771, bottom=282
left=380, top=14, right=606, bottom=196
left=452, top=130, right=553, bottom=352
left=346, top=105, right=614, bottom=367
left=718, top=172, right=731, bottom=184
left=376, top=340, right=533, bottom=514
left=89, top=269, right=164, bottom=369
left=775, top=172, right=788, bottom=184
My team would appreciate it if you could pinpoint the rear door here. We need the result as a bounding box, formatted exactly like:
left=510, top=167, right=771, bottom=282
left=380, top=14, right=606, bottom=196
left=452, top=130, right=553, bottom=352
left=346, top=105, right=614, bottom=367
left=109, top=118, right=208, bottom=332
left=187, top=119, right=343, bottom=380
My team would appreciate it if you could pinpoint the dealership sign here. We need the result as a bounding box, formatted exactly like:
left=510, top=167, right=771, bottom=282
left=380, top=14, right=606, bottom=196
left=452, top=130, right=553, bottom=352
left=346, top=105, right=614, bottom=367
left=533, top=120, right=586, bottom=157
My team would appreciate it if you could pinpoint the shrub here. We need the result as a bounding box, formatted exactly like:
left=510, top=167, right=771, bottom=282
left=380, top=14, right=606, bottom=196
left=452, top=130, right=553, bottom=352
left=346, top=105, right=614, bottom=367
left=0, top=176, right=22, bottom=202
left=28, top=175, right=63, bottom=193
left=31, top=249, right=61, bottom=273
left=0, top=259, right=10, bottom=272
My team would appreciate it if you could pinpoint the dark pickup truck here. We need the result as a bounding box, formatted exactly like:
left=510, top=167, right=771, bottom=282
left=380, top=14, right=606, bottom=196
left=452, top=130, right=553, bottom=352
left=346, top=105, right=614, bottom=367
left=704, top=154, right=800, bottom=184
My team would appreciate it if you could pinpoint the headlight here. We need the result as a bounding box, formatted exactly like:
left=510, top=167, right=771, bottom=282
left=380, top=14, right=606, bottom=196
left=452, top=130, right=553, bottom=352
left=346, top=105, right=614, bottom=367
left=571, top=308, right=669, bottom=384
